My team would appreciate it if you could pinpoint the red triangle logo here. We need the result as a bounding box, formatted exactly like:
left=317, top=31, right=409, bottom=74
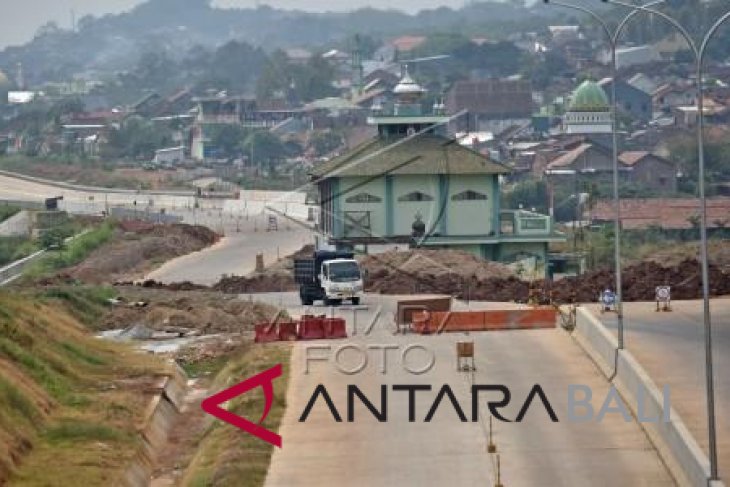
left=201, top=364, right=283, bottom=447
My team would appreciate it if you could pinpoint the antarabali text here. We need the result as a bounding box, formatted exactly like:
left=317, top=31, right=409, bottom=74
left=298, top=383, right=671, bottom=424
left=201, top=365, right=670, bottom=448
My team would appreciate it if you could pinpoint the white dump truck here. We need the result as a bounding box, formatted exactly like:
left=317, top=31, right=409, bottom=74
left=294, top=250, right=363, bottom=306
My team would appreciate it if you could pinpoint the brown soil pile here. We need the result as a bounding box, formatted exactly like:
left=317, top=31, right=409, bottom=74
left=210, top=244, right=314, bottom=293
left=213, top=273, right=297, bottom=293
left=362, top=249, right=513, bottom=292
left=144, top=245, right=730, bottom=303
left=548, top=258, right=730, bottom=303
left=209, top=247, right=513, bottom=295
left=69, top=223, right=218, bottom=284
left=100, top=287, right=280, bottom=334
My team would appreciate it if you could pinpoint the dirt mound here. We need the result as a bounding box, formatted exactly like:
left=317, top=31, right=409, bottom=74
left=213, top=274, right=297, bottom=293
left=362, top=256, right=730, bottom=303
left=69, top=223, right=219, bottom=284
left=361, top=249, right=513, bottom=294
left=101, top=287, right=281, bottom=334
left=207, top=244, right=313, bottom=294
left=549, top=258, right=730, bottom=303
left=140, top=245, right=730, bottom=303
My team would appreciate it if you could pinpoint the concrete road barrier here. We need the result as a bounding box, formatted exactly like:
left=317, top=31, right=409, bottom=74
left=574, top=306, right=723, bottom=487
left=413, top=308, right=557, bottom=334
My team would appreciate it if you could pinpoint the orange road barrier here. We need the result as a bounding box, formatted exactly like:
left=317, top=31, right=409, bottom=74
left=413, top=307, right=556, bottom=334
left=254, top=315, right=349, bottom=343
left=254, top=323, right=279, bottom=343
left=278, top=321, right=299, bottom=341
left=298, top=315, right=327, bottom=340
left=324, top=318, right=348, bottom=339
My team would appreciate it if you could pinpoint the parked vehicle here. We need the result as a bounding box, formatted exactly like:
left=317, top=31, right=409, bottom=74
left=294, top=250, right=363, bottom=306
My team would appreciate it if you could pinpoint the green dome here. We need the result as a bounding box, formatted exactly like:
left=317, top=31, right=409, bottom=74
left=569, top=80, right=609, bottom=112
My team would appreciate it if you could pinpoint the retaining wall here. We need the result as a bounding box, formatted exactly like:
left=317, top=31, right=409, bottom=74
left=119, top=365, right=187, bottom=487
left=574, top=306, right=723, bottom=487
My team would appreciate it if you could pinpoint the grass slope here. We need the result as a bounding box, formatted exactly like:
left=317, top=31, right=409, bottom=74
left=0, top=288, right=169, bottom=485
left=182, top=343, right=291, bottom=487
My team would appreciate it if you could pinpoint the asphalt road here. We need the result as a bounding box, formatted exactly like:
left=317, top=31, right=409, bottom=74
left=144, top=213, right=314, bottom=285
left=256, top=293, right=674, bottom=487
left=597, top=298, right=730, bottom=481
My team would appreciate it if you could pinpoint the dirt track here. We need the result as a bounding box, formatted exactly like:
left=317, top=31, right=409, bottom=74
left=67, top=222, right=218, bottom=284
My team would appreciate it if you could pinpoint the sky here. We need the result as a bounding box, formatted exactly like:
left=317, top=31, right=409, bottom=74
left=0, top=0, right=469, bottom=49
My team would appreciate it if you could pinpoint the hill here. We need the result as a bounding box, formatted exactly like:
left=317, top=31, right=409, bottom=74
left=0, top=0, right=547, bottom=87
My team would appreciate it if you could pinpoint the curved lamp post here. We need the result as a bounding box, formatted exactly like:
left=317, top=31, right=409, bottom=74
left=542, top=0, right=665, bottom=351
left=599, top=0, right=730, bottom=481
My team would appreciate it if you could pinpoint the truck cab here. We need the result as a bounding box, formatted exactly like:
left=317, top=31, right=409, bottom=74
left=319, top=259, right=363, bottom=305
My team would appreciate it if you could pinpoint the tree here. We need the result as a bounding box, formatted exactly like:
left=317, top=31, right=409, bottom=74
left=243, top=131, right=287, bottom=167
left=105, top=117, right=173, bottom=160
left=310, top=131, right=344, bottom=157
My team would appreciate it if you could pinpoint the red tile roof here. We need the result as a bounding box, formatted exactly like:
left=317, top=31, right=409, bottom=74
left=592, top=198, right=730, bottom=230
left=389, top=35, right=426, bottom=52
left=546, top=143, right=592, bottom=168
left=617, top=151, right=649, bottom=166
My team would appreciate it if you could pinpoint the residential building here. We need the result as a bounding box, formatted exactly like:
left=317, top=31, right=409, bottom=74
left=672, top=99, right=729, bottom=127
left=153, top=146, right=186, bottom=165
left=446, top=78, right=534, bottom=132
left=191, top=95, right=301, bottom=161
left=653, top=83, right=698, bottom=111
left=545, top=141, right=677, bottom=194
left=626, top=73, right=657, bottom=95
left=598, top=45, right=662, bottom=69
left=309, top=71, right=564, bottom=271
left=597, top=77, right=653, bottom=123
left=590, top=197, right=730, bottom=231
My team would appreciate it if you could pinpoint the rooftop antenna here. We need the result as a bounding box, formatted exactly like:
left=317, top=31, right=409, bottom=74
left=71, top=9, right=76, bottom=32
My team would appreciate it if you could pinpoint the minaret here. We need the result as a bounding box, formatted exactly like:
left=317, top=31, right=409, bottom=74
left=368, top=67, right=449, bottom=139
left=15, top=63, right=24, bottom=90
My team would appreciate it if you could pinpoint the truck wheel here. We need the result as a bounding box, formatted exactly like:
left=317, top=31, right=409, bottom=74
left=351, top=297, right=360, bottom=305
left=300, top=289, right=313, bottom=306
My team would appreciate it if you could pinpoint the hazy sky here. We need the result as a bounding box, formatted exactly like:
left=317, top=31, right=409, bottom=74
left=0, top=0, right=467, bottom=49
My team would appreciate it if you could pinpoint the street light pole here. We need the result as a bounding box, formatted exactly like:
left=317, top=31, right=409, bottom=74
left=543, top=0, right=664, bottom=350
left=602, top=1, right=730, bottom=480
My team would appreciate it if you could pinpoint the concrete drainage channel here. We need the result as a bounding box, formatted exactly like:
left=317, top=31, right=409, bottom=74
left=570, top=306, right=724, bottom=487
left=121, top=365, right=188, bottom=487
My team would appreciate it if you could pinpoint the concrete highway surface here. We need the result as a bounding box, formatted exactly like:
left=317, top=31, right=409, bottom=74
left=598, top=298, right=730, bottom=481
left=144, top=213, right=314, bottom=285
left=255, top=293, right=674, bottom=487
left=0, top=173, right=310, bottom=222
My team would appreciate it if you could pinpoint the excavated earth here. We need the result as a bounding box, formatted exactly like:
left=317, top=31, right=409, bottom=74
left=122, top=244, right=730, bottom=304
left=68, top=222, right=219, bottom=284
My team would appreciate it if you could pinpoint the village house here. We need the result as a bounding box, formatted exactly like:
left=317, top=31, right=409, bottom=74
left=544, top=141, right=677, bottom=194
left=590, top=197, right=730, bottom=233
left=597, top=77, right=653, bottom=124
left=446, top=78, right=534, bottom=133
